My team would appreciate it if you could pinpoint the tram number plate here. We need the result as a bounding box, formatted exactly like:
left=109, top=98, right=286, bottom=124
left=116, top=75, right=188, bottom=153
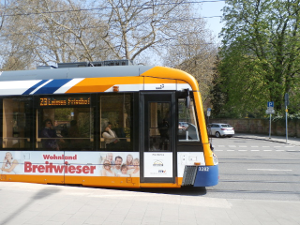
left=198, top=167, right=209, bottom=172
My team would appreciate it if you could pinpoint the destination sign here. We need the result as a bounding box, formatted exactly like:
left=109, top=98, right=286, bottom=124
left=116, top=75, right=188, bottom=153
left=40, top=97, right=90, bottom=106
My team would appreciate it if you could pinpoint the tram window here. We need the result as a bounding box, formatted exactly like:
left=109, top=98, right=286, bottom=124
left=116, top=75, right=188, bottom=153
left=37, top=97, right=94, bottom=150
left=178, top=98, right=200, bottom=141
left=149, top=102, right=171, bottom=151
left=100, top=94, right=132, bottom=150
left=2, top=97, right=32, bottom=149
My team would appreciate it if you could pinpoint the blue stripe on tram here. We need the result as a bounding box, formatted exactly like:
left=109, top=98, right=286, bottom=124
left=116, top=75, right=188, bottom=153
left=33, top=79, right=72, bottom=95
left=22, top=80, right=49, bottom=95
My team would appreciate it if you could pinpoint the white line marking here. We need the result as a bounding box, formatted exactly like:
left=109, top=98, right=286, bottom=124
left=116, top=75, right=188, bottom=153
left=30, top=79, right=53, bottom=95
left=228, top=145, right=236, bottom=147
left=247, top=169, right=292, bottom=172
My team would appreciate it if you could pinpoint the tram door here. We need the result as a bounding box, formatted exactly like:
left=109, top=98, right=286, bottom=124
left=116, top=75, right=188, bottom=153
left=140, top=92, right=176, bottom=183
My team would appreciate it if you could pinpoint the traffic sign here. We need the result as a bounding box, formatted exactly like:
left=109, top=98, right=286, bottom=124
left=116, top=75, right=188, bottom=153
left=207, top=108, right=211, bottom=117
left=267, top=101, right=274, bottom=107
left=266, top=108, right=275, bottom=114
left=285, top=93, right=289, bottom=106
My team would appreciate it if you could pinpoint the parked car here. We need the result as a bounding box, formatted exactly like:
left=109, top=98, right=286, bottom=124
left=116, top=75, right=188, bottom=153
left=178, top=122, right=189, bottom=133
left=178, top=122, right=199, bottom=141
left=208, top=123, right=235, bottom=138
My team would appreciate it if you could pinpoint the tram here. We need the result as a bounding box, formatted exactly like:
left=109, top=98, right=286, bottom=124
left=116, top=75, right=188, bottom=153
left=0, top=60, right=218, bottom=188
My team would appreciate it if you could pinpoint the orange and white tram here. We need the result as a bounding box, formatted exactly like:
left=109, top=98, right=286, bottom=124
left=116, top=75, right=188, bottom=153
left=0, top=60, right=218, bottom=188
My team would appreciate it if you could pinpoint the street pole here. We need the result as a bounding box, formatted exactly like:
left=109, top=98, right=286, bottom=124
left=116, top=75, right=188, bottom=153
left=269, top=113, right=271, bottom=139
left=286, top=106, right=288, bottom=143
left=267, top=101, right=274, bottom=139
left=285, top=93, right=289, bottom=144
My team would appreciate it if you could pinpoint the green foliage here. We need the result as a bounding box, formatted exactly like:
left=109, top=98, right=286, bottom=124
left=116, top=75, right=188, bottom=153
left=213, top=0, right=300, bottom=117
left=55, top=108, right=72, bottom=121
left=272, top=113, right=300, bottom=121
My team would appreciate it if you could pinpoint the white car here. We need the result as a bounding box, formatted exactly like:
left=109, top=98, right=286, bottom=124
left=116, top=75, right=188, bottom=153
left=208, top=123, right=235, bottom=138
left=178, top=122, right=189, bottom=133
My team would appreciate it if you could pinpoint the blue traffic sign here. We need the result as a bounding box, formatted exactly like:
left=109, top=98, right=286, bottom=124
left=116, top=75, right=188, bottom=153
left=207, top=108, right=211, bottom=117
left=268, top=101, right=274, bottom=107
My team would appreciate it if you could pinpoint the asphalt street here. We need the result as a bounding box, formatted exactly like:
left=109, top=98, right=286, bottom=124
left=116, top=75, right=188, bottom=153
left=0, top=133, right=299, bottom=225
left=208, top=135, right=300, bottom=202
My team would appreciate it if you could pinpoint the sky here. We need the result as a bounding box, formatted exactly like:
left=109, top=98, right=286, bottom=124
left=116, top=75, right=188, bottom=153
left=199, top=0, right=226, bottom=43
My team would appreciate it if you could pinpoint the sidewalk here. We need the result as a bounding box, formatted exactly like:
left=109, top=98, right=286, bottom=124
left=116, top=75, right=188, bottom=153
left=0, top=182, right=299, bottom=225
left=235, top=133, right=300, bottom=146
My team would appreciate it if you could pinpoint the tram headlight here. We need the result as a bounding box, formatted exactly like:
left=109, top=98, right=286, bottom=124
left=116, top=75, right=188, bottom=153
left=213, top=153, right=218, bottom=165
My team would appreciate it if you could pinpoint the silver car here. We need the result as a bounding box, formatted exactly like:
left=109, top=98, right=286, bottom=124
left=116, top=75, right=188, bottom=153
left=178, top=122, right=189, bottom=133
left=208, top=123, right=235, bottom=138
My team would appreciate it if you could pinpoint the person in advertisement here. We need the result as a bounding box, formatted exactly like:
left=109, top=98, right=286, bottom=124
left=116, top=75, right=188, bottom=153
left=129, top=158, right=140, bottom=177
left=112, top=156, right=123, bottom=174
left=126, top=154, right=134, bottom=170
left=99, top=153, right=140, bottom=177
left=118, top=164, right=130, bottom=177
left=101, top=159, right=116, bottom=176
left=1, top=152, right=19, bottom=174
left=40, top=119, right=61, bottom=150
left=105, top=153, right=114, bottom=165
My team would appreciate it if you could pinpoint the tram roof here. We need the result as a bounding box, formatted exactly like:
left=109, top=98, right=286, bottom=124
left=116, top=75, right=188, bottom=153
left=0, top=65, right=155, bottom=81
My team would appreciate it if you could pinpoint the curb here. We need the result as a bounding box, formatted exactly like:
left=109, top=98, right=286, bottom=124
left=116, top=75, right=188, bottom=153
left=234, top=135, right=300, bottom=146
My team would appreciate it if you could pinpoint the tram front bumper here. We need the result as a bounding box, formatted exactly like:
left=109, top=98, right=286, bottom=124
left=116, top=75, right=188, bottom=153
left=182, top=165, right=219, bottom=187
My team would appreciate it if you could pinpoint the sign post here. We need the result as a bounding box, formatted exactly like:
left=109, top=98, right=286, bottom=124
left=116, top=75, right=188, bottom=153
left=266, top=102, right=275, bottom=139
left=285, top=93, right=289, bottom=143
left=207, top=108, right=211, bottom=138
left=207, top=108, right=211, bottom=117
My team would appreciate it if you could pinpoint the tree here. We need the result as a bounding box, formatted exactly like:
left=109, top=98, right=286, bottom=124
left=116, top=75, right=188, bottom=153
left=1, top=0, right=111, bottom=67
left=219, top=0, right=300, bottom=115
left=162, top=7, right=218, bottom=103
left=209, top=56, right=229, bottom=117
left=0, top=0, right=214, bottom=68
left=1, top=56, right=27, bottom=71
left=0, top=0, right=7, bottom=68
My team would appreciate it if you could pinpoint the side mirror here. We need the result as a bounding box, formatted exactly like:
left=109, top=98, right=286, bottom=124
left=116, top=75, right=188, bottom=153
left=184, top=89, right=190, bottom=108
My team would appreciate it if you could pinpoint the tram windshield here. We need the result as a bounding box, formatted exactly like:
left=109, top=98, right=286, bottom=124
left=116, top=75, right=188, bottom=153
left=178, top=98, right=200, bottom=141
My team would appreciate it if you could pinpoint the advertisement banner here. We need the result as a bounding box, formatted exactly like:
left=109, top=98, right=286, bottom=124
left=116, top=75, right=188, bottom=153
left=0, top=151, right=140, bottom=177
left=144, top=152, right=173, bottom=178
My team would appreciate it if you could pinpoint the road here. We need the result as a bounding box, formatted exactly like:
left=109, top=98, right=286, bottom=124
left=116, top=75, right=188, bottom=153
left=207, top=137, right=300, bottom=201
left=0, top=136, right=300, bottom=225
